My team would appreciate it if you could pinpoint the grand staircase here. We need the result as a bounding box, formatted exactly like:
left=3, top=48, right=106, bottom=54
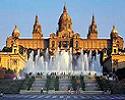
left=84, top=75, right=99, bottom=91
left=59, top=76, right=71, bottom=91
left=20, top=74, right=104, bottom=94
left=83, top=75, right=103, bottom=94
left=31, top=77, right=46, bottom=91
left=49, top=78, right=55, bottom=90
left=20, top=75, right=46, bottom=94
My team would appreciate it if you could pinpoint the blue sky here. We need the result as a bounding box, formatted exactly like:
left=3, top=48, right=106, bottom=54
left=0, top=0, right=125, bottom=48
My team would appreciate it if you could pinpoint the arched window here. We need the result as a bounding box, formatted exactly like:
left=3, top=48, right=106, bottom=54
left=63, top=41, right=69, bottom=48
left=52, top=41, right=55, bottom=48
left=14, top=49, right=17, bottom=54
left=76, top=41, right=79, bottom=48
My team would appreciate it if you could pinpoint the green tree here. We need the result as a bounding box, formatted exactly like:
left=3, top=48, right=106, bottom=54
left=45, top=75, right=51, bottom=91
left=71, top=76, right=77, bottom=91
left=54, top=76, right=59, bottom=91
left=2, top=46, right=12, bottom=52
left=80, top=75, right=85, bottom=91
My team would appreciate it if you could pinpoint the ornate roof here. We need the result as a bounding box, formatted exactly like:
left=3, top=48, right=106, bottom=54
left=58, top=5, right=72, bottom=31
left=13, top=25, right=20, bottom=33
left=111, top=25, right=118, bottom=38
left=33, top=15, right=42, bottom=34
left=89, top=15, right=98, bottom=33
left=112, top=25, right=118, bottom=33
left=12, top=25, right=20, bottom=38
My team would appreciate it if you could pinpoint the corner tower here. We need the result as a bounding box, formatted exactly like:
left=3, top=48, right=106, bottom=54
left=110, top=25, right=119, bottom=54
left=32, top=15, right=43, bottom=39
left=87, top=15, right=98, bottom=39
left=12, top=25, right=20, bottom=38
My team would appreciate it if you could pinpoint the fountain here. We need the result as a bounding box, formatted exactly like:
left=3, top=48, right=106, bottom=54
left=23, top=49, right=102, bottom=76
left=21, top=48, right=103, bottom=92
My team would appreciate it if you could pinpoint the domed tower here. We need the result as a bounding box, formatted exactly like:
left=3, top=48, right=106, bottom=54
left=6, top=25, right=20, bottom=47
left=32, top=15, right=43, bottom=39
left=12, top=25, right=20, bottom=38
left=110, top=25, right=119, bottom=54
left=57, top=5, right=74, bottom=38
left=110, top=25, right=118, bottom=40
left=87, top=15, right=98, bottom=39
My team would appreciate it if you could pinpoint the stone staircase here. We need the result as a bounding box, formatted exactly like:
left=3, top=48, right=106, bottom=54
left=84, top=75, right=99, bottom=91
left=20, top=75, right=104, bottom=94
left=31, top=76, right=46, bottom=91
left=49, top=79, right=55, bottom=89
left=59, top=76, right=71, bottom=91
left=31, top=79, right=46, bottom=90
left=20, top=75, right=46, bottom=94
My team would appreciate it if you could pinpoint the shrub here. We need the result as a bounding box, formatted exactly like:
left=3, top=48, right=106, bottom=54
left=111, top=79, right=125, bottom=94
left=96, top=76, right=111, bottom=91
left=54, top=76, right=59, bottom=91
left=80, top=75, right=85, bottom=91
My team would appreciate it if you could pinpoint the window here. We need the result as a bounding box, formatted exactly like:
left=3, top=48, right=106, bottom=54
left=13, top=59, right=17, bottom=65
left=76, top=41, right=79, bottom=48
left=14, top=49, right=16, bottom=54
left=68, top=24, right=70, bottom=28
left=52, top=41, right=55, bottom=48
left=114, top=49, right=116, bottom=53
left=63, top=41, right=69, bottom=48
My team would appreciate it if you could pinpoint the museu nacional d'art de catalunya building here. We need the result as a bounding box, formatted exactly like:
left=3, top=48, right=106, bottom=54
left=1, top=5, right=124, bottom=74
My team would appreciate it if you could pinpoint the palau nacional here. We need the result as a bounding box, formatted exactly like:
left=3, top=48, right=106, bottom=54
left=0, top=6, right=125, bottom=77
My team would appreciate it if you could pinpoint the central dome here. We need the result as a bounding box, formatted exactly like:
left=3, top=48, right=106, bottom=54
left=58, top=5, right=72, bottom=32
left=59, top=6, right=72, bottom=23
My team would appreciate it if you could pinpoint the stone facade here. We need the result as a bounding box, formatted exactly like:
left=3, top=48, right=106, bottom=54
left=6, top=6, right=124, bottom=55
left=112, top=54, right=125, bottom=70
left=103, top=53, right=125, bottom=73
left=0, top=45, right=27, bottom=74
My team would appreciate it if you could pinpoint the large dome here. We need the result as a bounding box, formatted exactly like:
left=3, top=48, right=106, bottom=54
left=58, top=6, right=72, bottom=31
left=59, top=6, right=72, bottom=24
left=12, top=25, right=20, bottom=38
left=110, top=25, right=118, bottom=38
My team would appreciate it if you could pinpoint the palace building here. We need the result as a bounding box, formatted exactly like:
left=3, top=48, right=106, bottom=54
left=6, top=6, right=124, bottom=54
left=0, top=44, right=27, bottom=74
left=4, top=6, right=125, bottom=74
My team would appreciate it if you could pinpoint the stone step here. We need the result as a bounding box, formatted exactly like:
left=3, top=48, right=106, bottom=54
left=80, top=91, right=104, bottom=94
left=31, top=86, right=45, bottom=90
left=32, top=84, right=45, bottom=87
left=33, top=81, right=46, bottom=83
left=31, top=79, right=46, bottom=91
left=85, top=81, right=97, bottom=84
left=32, top=82, right=46, bottom=85
left=32, top=82, right=46, bottom=86
left=20, top=90, right=104, bottom=95
left=85, top=87, right=99, bottom=91
left=84, top=80, right=96, bottom=82
left=59, top=79, right=71, bottom=91
left=20, top=90, right=42, bottom=94
left=84, top=76, right=99, bottom=91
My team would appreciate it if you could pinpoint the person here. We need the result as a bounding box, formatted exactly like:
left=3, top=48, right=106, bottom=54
left=0, top=91, right=3, bottom=97
left=41, top=88, right=43, bottom=94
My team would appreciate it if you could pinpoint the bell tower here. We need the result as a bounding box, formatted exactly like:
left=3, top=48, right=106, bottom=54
left=32, top=15, right=43, bottom=39
left=110, top=25, right=119, bottom=54
left=87, top=15, right=98, bottom=39
left=12, top=25, right=20, bottom=39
